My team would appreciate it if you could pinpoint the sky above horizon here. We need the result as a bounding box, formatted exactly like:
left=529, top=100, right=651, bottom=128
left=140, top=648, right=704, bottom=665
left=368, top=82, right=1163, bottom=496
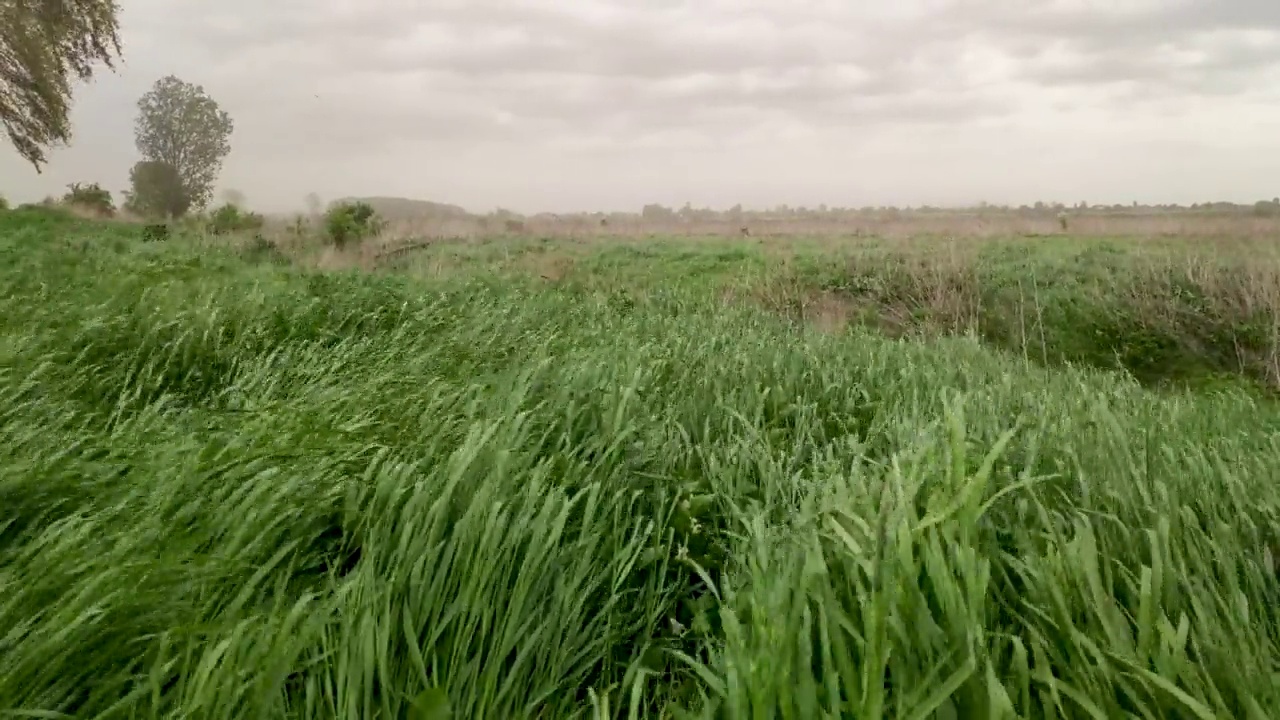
left=3, top=0, right=1280, bottom=214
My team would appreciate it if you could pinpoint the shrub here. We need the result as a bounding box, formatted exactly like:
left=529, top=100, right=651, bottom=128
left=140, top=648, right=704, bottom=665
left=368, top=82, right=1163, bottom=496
left=62, top=183, right=115, bottom=216
left=0, top=194, right=8, bottom=211
left=142, top=224, right=170, bottom=242
left=124, top=161, right=191, bottom=219
left=239, top=234, right=288, bottom=265
left=207, top=203, right=265, bottom=235
left=324, top=201, right=383, bottom=249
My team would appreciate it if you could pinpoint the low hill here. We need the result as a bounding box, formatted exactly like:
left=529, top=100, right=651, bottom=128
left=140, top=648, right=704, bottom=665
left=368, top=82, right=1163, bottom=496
left=334, top=196, right=475, bottom=223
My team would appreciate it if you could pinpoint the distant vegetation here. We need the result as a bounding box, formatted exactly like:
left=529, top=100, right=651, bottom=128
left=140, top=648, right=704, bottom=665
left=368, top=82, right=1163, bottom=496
left=206, top=201, right=264, bottom=234
left=260, top=196, right=1280, bottom=244
left=323, top=199, right=384, bottom=249
left=60, top=181, right=114, bottom=216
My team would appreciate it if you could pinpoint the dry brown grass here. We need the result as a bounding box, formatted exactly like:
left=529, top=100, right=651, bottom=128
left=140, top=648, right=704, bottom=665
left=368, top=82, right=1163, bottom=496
left=740, top=234, right=1280, bottom=390
left=515, top=252, right=576, bottom=282
left=304, top=208, right=1280, bottom=245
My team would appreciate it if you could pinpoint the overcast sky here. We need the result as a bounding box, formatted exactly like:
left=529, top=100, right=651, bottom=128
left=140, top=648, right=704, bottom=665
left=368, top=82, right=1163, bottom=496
left=3, top=0, right=1280, bottom=213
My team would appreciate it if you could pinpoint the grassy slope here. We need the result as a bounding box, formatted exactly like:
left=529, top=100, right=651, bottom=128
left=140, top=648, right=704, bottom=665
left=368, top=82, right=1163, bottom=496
left=396, top=233, right=1280, bottom=394
left=2, top=208, right=1279, bottom=717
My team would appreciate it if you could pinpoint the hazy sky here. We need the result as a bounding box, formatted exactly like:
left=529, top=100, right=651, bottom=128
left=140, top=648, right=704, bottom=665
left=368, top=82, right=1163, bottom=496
left=3, top=0, right=1280, bottom=213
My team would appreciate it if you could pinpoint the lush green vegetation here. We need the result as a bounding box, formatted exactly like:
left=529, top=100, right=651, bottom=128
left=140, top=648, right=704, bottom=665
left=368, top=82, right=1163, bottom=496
left=381, top=233, right=1280, bottom=395
left=3, top=207, right=1279, bottom=717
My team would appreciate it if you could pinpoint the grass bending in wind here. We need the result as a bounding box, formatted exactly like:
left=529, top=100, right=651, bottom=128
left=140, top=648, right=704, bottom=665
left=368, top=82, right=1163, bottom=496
left=1, top=226, right=1279, bottom=717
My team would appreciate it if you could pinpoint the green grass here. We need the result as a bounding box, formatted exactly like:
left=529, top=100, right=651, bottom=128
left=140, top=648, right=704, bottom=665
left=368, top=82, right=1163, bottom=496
left=3, top=207, right=1280, bottom=717
left=388, top=232, right=1280, bottom=395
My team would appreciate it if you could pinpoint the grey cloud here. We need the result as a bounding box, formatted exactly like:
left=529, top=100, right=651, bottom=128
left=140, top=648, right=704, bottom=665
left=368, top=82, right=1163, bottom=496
left=1019, top=39, right=1280, bottom=82
left=148, top=0, right=1003, bottom=159
left=9, top=0, right=1280, bottom=213
left=163, top=1, right=970, bottom=86
left=953, top=0, right=1280, bottom=40
left=949, top=0, right=1280, bottom=96
left=195, top=8, right=874, bottom=81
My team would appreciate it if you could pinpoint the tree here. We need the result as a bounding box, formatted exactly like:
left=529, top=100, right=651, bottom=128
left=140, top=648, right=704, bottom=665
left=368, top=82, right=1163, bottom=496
left=133, top=75, right=232, bottom=213
left=641, top=203, right=673, bottom=221
left=1, top=0, right=122, bottom=170
left=304, top=192, right=323, bottom=217
left=324, top=200, right=383, bottom=249
left=123, top=159, right=190, bottom=218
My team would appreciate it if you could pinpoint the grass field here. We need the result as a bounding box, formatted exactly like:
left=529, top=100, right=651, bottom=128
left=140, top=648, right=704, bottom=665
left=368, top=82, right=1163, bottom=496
left=3, top=206, right=1280, bottom=718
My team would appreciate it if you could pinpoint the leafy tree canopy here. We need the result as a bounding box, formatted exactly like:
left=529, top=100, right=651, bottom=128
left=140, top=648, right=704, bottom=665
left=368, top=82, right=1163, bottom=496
left=1, top=0, right=122, bottom=169
left=134, top=75, right=233, bottom=213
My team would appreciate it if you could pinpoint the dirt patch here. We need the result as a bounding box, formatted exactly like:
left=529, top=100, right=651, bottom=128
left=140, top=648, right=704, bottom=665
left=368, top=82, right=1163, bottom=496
left=511, top=252, right=576, bottom=282
left=806, top=292, right=855, bottom=334
left=729, top=279, right=861, bottom=335
left=312, top=244, right=379, bottom=272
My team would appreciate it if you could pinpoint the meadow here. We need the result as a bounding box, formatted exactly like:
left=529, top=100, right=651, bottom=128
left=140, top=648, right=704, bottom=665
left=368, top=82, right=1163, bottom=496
left=2, top=205, right=1280, bottom=718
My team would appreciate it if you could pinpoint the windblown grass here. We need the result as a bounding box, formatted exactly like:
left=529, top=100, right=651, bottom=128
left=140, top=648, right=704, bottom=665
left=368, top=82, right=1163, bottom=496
left=2, top=208, right=1279, bottom=717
